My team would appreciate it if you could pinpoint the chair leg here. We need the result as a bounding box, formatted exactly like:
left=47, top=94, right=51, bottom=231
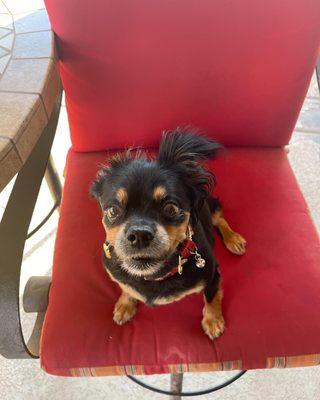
left=26, top=157, right=61, bottom=239
left=45, top=156, right=62, bottom=207
left=26, top=312, right=46, bottom=357
left=170, top=373, right=183, bottom=400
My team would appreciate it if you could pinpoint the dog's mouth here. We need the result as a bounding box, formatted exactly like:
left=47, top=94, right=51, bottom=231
left=129, top=256, right=163, bottom=268
left=119, top=254, right=166, bottom=277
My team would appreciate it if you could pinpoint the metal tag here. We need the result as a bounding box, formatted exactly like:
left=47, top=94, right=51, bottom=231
left=195, top=251, right=206, bottom=268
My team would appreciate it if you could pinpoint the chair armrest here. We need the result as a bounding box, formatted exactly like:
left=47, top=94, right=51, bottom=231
left=0, top=92, right=61, bottom=358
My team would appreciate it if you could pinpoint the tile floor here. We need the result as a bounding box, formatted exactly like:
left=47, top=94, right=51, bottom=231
left=0, top=72, right=319, bottom=399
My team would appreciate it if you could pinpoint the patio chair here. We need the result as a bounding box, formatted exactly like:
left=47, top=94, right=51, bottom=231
left=1, top=1, right=320, bottom=398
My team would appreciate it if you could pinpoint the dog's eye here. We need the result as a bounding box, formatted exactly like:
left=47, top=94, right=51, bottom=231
left=105, top=205, right=122, bottom=222
left=163, top=203, right=180, bottom=218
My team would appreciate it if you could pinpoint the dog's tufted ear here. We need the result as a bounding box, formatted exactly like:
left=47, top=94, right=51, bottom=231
left=89, top=149, right=147, bottom=200
left=157, top=127, right=222, bottom=224
left=89, top=167, right=110, bottom=199
left=158, top=126, right=221, bottom=166
left=89, top=151, right=133, bottom=199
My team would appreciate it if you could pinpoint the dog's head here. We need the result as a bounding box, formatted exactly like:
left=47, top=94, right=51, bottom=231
left=90, top=127, right=220, bottom=278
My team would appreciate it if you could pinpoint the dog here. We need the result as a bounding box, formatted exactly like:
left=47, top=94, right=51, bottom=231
left=90, top=127, right=246, bottom=340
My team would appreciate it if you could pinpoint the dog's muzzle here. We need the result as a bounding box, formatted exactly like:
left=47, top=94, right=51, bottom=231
left=114, top=220, right=171, bottom=275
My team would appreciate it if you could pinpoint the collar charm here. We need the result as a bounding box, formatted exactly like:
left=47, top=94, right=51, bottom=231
left=186, top=225, right=206, bottom=269
left=177, top=225, right=206, bottom=274
left=194, top=251, right=206, bottom=268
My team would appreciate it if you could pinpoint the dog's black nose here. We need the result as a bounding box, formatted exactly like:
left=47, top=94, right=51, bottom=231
left=126, top=226, right=155, bottom=248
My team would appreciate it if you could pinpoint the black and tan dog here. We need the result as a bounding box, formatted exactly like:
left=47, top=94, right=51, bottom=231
left=90, top=128, right=246, bottom=340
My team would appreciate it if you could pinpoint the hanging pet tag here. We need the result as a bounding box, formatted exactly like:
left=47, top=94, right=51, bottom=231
left=194, top=250, right=206, bottom=268
left=187, top=225, right=206, bottom=268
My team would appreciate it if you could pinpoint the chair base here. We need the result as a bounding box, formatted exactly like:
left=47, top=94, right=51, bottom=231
left=128, top=370, right=247, bottom=397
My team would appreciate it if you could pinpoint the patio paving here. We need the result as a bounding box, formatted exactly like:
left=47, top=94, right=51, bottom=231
left=0, top=72, right=319, bottom=399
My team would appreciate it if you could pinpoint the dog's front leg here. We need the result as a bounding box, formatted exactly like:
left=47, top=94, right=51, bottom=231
left=211, top=207, right=246, bottom=255
left=202, top=277, right=225, bottom=340
left=113, top=291, right=138, bottom=325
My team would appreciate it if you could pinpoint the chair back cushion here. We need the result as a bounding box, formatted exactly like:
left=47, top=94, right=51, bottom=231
left=45, top=0, right=320, bottom=151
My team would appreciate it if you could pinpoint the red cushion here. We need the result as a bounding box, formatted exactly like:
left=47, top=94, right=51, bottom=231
left=40, top=148, right=320, bottom=376
left=44, top=0, right=320, bottom=151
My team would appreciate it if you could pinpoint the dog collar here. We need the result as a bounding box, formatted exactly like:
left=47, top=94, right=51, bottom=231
left=144, top=225, right=206, bottom=281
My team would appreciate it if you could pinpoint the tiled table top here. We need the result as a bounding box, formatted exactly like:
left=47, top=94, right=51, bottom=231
left=0, top=0, right=60, bottom=192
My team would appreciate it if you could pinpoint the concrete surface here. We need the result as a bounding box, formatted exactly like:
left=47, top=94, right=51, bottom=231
left=0, top=72, right=319, bottom=399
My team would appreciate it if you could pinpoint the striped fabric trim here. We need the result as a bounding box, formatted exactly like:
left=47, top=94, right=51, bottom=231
left=69, top=360, right=242, bottom=377
left=65, top=353, right=320, bottom=377
left=267, top=354, right=320, bottom=368
left=188, top=360, right=242, bottom=372
left=70, top=365, right=146, bottom=377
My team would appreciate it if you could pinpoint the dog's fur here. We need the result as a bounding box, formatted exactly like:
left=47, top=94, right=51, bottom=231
left=90, top=127, right=246, bottom=339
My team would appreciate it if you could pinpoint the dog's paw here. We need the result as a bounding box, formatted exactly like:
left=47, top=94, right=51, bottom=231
left=113, top=300, right=137, bottom=325
left=224, top=232, right=246, bottom=255
left=201, top=315, right=225, bottom=340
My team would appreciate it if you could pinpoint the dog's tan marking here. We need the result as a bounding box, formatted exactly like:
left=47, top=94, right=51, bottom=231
left=164, top=212, right=190, bottom=251
left=153, top=185, right=167, bottom=202
left=113, top=291, right=138, bottom=325
left=202, top=287, right=225, bottom=340
left=102, top=222, right=124, bottom=250
left=102, top=225, right=121, bottom=246
left=154, top=282, right=204, bottom=305
left=115, top=187, right=128, bottom=205
left=211, top=210, right=246, bottom=255
left=103, top=243, right=112, bottom=258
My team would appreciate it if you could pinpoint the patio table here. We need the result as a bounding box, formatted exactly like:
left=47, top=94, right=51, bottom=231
left=0, top=0, right=60, bottom=191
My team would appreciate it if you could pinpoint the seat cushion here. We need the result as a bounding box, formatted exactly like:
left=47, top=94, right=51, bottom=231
left=41, top=147, right=320, bottom=376
left=45, top=0, right=320, bottom=151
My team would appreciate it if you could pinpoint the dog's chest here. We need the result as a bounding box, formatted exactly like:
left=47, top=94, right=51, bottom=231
left=105, top=263, right=205, bottom=306
left=118, top=278, right=204, bottom=306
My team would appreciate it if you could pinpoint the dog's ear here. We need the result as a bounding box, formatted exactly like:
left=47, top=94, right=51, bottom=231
left=89, top=149, right=147, bottom=200
left=158, top=127, right=221, bottom=166
left=157, top=127, right=222, bottom=223
left=89, top=168, right=109, bottom=200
